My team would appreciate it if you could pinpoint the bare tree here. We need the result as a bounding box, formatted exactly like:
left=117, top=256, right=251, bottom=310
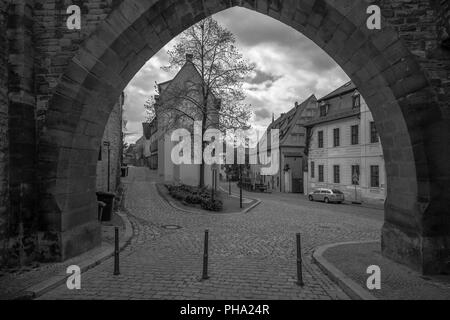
left=154, top=17, right=254, bottom=187
left=144, top=95, right=156, bottom=123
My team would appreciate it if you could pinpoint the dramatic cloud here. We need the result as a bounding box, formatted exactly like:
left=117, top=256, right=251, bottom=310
left=123, top=7, right=350, bottom=143
left=254, top=107, right=272, bottom=122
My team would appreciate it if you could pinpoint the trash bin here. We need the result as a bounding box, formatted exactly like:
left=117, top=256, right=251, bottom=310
left=96, top=191, right=115, bottom=221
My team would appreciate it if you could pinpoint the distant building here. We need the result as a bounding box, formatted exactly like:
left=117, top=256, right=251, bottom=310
left=249, top=95, right=317, bottom=193
left=147, top=119, right=158, bottom=170
left=134, top=136, right=145, bottom=167
left=305, top=81, right=386, bottom=205
left=155, top=54, right=220, bottom=186
left=135, top=119, right=159, bottom=170
left=96, top=92, right=124, bottom=192
left=123, top=144, right=136, bottom=166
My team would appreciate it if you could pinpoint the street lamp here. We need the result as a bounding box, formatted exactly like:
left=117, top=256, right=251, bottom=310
left=239, top=164, right=243, bottom=209
left=211, top=163, right=218, bottom=202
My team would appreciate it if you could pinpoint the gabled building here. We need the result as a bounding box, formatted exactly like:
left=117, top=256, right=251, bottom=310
left=305, top=81, right=386, bottom=205
left=155, top=54, right=220, bottom=187
left=249, top=94, right=317, bottom=193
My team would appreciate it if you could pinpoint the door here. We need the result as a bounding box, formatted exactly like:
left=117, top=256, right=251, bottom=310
left=284, top=156, right=304, bottom=193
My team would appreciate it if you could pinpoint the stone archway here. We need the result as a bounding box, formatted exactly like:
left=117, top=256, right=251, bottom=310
left=39, top=0, right=450, bottom=274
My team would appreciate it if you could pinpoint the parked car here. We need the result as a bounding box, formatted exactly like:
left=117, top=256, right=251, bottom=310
left=308, top=188, right=344, bottom=204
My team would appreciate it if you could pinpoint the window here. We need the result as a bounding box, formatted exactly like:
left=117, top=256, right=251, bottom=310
left=370, top=121, right=379, bottom=143
left=333, top=128, right=340, bottom=147
left=318, top=165, right=324, bottom=182
left=319, top=104, right=328, bottom=117
left=351, top=125, right=359, bottom=145
left=333, top=165, right=340, bottom=184
left=353, top=94, right=360, bottom=109
left=311, top=161, right=315, bottom=178
left=370, top=165, right=380, bottom=187
left=98, top=147, right=102, bottom=161
left=318, top=131, right=324, bottom=148
left=351, top=165, right=360, bottom=185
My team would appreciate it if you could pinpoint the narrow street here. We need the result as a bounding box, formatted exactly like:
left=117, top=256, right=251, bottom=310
left=39, top=167, right=383, bottom=300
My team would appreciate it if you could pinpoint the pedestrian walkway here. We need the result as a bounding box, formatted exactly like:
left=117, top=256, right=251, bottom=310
left=40, top=166, right=371, bottom=299
left=0, top=212, right=126, bottom=300
left=316, top=241, right=450, bottom=300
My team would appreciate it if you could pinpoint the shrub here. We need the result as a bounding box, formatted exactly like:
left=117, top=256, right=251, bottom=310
left=201, top=198, right=223, bottom=212
left=185, top=194, right=202, bottom=204
left=166, top=183, right=223, bottom=212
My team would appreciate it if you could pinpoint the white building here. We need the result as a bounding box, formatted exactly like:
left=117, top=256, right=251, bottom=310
left=155, top=54, right=219, bottom=187
left=305, top=81, right=386, bottom=205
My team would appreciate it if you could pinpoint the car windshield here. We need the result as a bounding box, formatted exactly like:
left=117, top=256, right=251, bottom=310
left=332, top=189, right=343, bottom=194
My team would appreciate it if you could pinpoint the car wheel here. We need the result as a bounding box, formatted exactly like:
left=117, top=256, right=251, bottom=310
left=308, top=195, right=313, bottom=201
left=324, top=197, right=329, bottom=203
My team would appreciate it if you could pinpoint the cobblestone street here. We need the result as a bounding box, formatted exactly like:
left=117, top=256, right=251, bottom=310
left=39, top=167, right=383, bottom=300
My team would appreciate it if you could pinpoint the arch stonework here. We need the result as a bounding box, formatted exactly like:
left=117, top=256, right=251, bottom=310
left=28, top=0, right=449, bottom=273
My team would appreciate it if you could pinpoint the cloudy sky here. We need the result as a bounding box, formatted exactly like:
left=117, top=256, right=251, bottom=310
left=123, top=7, right=350, bottom=143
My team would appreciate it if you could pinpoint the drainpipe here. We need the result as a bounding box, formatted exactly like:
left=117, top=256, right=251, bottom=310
left=104, top=141, right=111, bottom=192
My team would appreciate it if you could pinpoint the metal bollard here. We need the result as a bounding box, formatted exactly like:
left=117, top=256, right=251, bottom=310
left=202, top=230, right=209, bottom=280
left=296, top=233, right=304, bottom=286
left=114, top=227, right=120, bottom=275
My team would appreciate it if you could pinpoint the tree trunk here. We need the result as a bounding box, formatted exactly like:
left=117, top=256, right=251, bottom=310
left=199, top=116, right=207, bottom=188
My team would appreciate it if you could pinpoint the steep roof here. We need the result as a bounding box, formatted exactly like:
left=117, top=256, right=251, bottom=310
left=157, top=59, right=216, bottom=100
left=305, top=81, right=360, bottom=127
left=318, top=81, right=355, bottom=102
left=268, top=94, right=317, bottom=144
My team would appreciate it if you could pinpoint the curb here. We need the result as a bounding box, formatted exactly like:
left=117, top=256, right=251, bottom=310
left=17, top=212, right=134, bottom=300
left=312, top=240, right=378, bottom=300
left=156, top=183, right=261, bottom=215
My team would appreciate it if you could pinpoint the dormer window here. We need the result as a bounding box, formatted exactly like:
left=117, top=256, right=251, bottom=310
left=319, top=102, right=328, bottom=117
left=352, top=91, right=361, bottom=109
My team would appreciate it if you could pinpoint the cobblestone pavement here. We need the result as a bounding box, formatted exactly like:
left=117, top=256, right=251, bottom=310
left=39, top=167, right=383, bottom=300
left=323, top=242, right=450, bottom=300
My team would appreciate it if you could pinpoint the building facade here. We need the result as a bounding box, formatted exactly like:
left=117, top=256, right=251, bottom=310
left=155, top=54, right=219, bottom=187
left=96, top=93, right=125, bottom=193
left=249, top=95, right=317, bottom=193
left=305, top=82, right=386, bottom=205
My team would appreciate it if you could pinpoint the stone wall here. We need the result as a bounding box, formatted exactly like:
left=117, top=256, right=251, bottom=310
left=34, top=0, right=121, bottom=131
left=0, top=0, right=9, bottom=252
left=96, top=93, right=123, bottom=193
left=375, top=0, right=450, bottom=115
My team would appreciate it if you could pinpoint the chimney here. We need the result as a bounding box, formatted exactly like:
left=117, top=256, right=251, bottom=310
left=272, top=113, right=275, bottom=123
left=186, top=53, right=193, bottom=62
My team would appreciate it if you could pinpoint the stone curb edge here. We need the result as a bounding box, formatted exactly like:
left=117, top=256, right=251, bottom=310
left=312, top=240, right=379, bottom=301
left=17, top=211, right=134, bottom=300
left=156, top=183, right=261, bottom=215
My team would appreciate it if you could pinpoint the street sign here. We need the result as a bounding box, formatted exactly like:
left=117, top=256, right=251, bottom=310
left=352, top=173, right=359, bottom=184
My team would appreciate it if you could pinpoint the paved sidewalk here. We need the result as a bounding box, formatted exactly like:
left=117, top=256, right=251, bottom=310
left=0, top=212, right=127, bottom=300
left=38, top=167, right=386, bottom=300
left=317, top=241, right=450, bottom=300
